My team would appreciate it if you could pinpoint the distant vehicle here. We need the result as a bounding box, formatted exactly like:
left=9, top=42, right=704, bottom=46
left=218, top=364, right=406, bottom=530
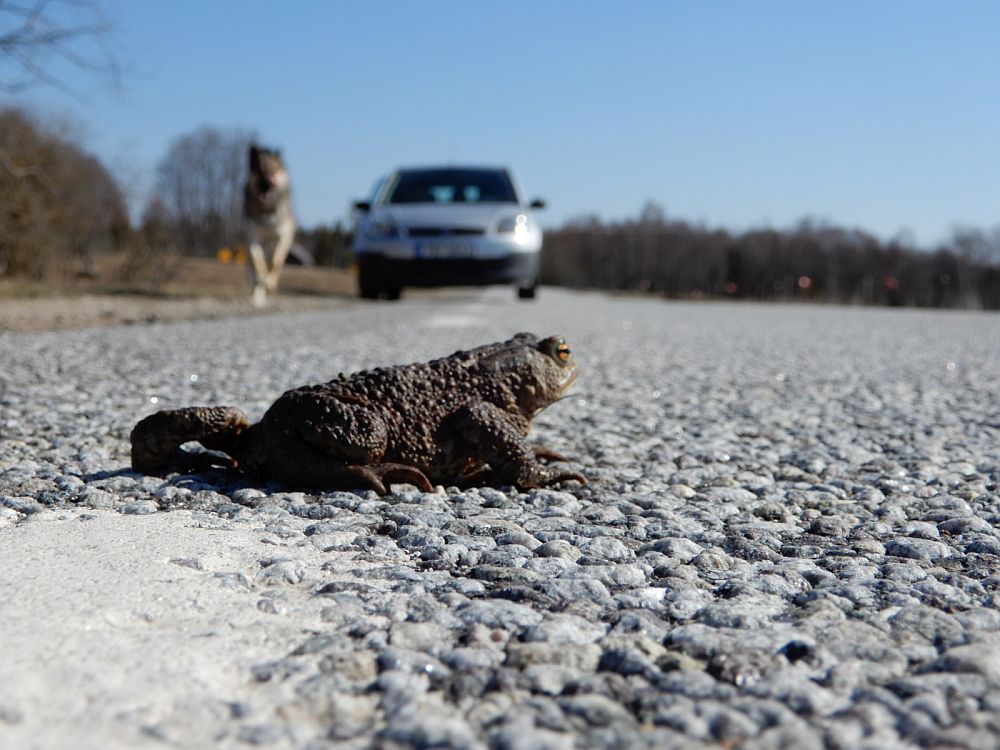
left=351, top=166, right=545, bottom=300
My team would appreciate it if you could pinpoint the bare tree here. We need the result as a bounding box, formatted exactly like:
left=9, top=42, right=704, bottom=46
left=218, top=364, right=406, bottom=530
left=150, top=126, right=256, bottom=256
left=0, top=0, right=119, bottom=97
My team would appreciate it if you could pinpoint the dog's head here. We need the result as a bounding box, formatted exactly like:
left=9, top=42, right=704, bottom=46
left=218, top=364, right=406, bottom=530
left=249, top=145, right=288, bottom=195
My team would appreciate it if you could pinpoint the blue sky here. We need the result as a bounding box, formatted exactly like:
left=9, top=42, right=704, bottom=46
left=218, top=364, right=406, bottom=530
left=7, top=1, right=1000, bottom=246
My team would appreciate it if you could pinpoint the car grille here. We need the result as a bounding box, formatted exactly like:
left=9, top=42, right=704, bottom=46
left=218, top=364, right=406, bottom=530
left=406, top=227, right=485, bottom=237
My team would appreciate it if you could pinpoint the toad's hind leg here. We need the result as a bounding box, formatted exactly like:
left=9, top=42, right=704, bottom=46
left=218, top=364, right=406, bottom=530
left=300, top=463, right=434, bottom=496
left=131, top=406, right=251, bottom=475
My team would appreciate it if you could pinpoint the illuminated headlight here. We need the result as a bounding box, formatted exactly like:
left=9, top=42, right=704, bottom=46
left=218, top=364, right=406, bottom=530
left=496, top=213, right=530, bottom=245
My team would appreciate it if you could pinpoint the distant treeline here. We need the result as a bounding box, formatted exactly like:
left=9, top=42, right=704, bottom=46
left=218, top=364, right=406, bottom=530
left=541, top=203, right=1000, bottom=309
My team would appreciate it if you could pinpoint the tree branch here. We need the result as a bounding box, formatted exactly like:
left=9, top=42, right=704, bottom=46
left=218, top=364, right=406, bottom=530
left=0, top=0, right=119, bottom=96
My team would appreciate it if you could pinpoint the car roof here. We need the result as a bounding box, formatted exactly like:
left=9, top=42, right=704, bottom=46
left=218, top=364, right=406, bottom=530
left=394, top=165, right=509, bottom=174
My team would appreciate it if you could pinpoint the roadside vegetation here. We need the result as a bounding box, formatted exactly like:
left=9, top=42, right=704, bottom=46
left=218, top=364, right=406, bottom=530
left=2, top=105, right=998, bottom=308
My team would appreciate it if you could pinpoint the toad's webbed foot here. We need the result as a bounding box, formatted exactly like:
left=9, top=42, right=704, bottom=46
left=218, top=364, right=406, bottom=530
left=369, top=463, right=435, bottom=495
left=532, top=445, right=573, bottom=463
left=131, top=406, right=250, bottom=475
left=517, top=464, right=588, bottom=490
left=314, top=463, right=434, bottom=496
left=528, top=446, right=587, bottom=488
left=461, top=461, right=586, bottom=490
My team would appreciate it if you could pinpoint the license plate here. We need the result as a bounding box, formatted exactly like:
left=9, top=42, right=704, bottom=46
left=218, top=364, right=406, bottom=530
left=418, top=242, right=475, bottom=259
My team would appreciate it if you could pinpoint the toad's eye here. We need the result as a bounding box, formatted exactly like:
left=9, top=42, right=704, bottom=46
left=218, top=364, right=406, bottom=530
left=556, top=342, right=571, bottom=362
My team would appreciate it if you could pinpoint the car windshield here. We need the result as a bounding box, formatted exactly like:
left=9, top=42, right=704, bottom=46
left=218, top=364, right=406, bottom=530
left=386, top=169, right=518, bottom=205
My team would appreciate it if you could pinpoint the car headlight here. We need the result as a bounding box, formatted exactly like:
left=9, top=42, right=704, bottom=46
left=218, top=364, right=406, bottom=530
left=367, top=216, right=402, bottom=239
left=496, top=213, right=530, bottom=245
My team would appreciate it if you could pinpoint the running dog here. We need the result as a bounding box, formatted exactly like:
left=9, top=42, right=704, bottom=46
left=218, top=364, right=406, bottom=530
left=244, top=145, right=296, bottom=307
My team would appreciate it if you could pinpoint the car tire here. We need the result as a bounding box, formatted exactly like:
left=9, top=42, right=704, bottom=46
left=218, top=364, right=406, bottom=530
left=359, top=283, right=380, bottom=300
left=358, top=263, right=381, bottom=300
left=384, top=287, right=402, bottom=301
left=517, top=283, right=537, bottom=300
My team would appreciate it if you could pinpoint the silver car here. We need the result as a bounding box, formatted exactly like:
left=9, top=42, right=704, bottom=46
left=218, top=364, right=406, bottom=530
left=351, top=166, right=545, bottom=300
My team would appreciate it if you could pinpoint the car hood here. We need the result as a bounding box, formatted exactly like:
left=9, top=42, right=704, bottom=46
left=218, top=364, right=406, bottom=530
left=375, top=203, right=523, bottom=230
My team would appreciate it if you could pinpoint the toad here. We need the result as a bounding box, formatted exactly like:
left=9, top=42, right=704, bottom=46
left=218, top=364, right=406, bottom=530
left=130, top=333, right=585, bottom=494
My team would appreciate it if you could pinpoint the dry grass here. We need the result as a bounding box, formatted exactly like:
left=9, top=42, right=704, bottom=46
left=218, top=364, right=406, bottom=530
left=0, top=254, right=358, bottom=331
left=0, top=253, right=357, bottom=299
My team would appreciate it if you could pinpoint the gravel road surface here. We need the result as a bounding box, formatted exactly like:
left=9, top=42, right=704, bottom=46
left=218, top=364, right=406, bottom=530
left=2, top=288, right=999, bottom=749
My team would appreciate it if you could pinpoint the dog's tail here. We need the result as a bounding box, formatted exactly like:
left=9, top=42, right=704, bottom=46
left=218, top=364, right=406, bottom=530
left=130, top=406, right=251, bottom=475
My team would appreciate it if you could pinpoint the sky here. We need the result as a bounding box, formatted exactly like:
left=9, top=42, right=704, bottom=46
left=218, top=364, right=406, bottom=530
left=6, top=0, right=1000, bottom=246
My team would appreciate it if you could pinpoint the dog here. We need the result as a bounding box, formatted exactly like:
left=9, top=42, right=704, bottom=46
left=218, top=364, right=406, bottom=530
left=244, top=144, right=296, bottom=307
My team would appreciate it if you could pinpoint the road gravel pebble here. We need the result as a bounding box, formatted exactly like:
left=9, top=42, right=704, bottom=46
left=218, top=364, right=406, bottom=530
left=1, top=288, right=999, bottom=749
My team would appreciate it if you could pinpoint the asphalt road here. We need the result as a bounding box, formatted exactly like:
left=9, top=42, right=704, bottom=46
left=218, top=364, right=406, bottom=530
left=2, top=287, right=999, bottom=749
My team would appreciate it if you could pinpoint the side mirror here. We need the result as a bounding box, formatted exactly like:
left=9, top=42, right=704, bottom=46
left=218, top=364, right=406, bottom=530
left=529, top=198, right=546, bottom=210
left=353, top=200, right=371, bottom=213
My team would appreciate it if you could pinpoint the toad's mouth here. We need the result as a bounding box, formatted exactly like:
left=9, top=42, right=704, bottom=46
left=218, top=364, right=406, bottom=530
left=525, top=363, right=580, bottom=419
left=558, top=362, right=580, bottom=394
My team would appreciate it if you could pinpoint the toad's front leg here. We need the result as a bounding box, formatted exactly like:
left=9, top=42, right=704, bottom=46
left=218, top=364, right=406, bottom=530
left=452, top=401, right=585, bottom=490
